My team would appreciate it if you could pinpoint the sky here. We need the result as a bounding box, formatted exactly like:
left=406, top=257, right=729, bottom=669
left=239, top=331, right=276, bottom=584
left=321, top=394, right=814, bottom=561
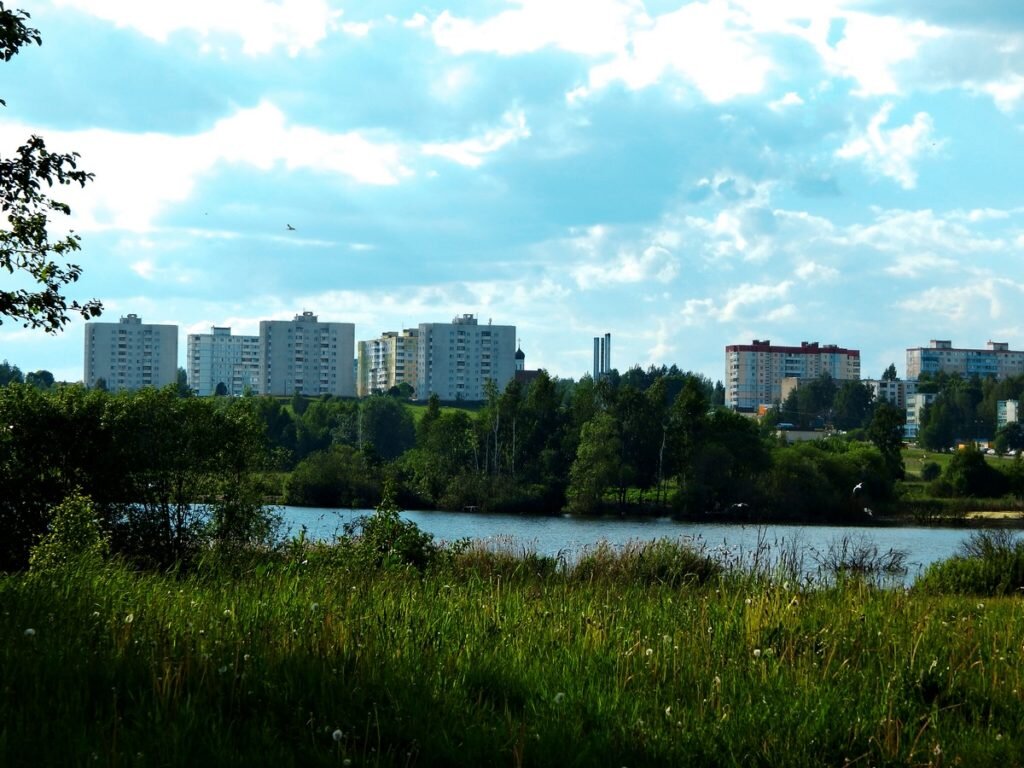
left=3, top=0, right=1024, bottom=385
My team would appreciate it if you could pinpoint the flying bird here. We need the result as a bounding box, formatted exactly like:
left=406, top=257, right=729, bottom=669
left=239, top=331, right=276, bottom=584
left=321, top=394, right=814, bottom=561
left=852, top=482, right=864, bottom=496
left=286, top=224, right=296, bottom=231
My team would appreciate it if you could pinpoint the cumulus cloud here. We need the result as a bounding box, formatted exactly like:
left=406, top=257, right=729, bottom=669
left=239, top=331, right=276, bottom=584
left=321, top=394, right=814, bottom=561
left=421, top=110, right=530, bottom=167
left=898, top=278, right=1024, bottom=323
left=681, top=280, right=793, bottom=325
left=835, top=103, right=940, bottom=189
left=768, top=92, right=804, bottom=112
left=53, top=0, right=340, bottom=55
left=571, top=245, right=679, bottom=289
left=794, top=261, right=839, bottom=283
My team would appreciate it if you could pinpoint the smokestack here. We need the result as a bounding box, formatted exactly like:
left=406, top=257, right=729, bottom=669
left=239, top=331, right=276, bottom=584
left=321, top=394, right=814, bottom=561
left=593, top=337, right=600, bottom=379
left=604, top=332, right=611, bottom=374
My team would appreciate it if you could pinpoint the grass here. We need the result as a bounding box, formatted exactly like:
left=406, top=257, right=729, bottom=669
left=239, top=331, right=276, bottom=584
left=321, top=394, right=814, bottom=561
left=4, top=541, right=1024, bottom=767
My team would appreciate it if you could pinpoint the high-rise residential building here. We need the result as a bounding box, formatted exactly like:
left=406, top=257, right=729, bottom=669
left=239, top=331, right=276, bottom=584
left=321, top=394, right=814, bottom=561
left=186, top=326, right=260, bottom=396
left=998, top=400, right=1020, bottom=430
left=258, top=311, right=355, bottom=397
left=416, top=314, right=516, bottom=401
left=905, top=392, right=937, bottom=440
left=906, top=340, right=1024, bottom=381
left=84, top=313, right=178, bottom=391
left=864, top=378, right=918, bottom=411
left=357, top=328, right=419, bottom=397
left=725, top=339, right=861, bottom=411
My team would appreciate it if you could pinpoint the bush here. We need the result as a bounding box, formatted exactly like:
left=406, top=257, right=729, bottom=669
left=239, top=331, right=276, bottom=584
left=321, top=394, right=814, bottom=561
left=29, top=491, right=108, bottom=572
left=920, top=461, right=941, bottom=482
left=341, top=484, right=441, bottom=571
left=916, top=530, right=1024, bottom=595
left=571, top=539, right=722, bottom=586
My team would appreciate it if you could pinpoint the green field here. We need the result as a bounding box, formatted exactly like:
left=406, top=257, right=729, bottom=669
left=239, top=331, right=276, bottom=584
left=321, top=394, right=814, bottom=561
left=4, top=541, right=1024, bottom=767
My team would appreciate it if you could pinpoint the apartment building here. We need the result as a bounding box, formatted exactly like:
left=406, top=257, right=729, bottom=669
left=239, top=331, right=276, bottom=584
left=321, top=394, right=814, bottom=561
left=186, top=326, right=260, bottom=396
left=258, top=311, right=355, bottom=397
left=725, top=339, right=861, bottom=411
left=905, top=392, right=937, bottom=440
left=84, top=314, right=178, bottom=391
left=998, top=400, right=1020, bottom=430
left=906, top=340, right=1024, bottom=381
left=864, top=378, right=918, bottom=411
left=357, top=328, right=419, bottom=397
left=416, top=314, right=516, bottom=401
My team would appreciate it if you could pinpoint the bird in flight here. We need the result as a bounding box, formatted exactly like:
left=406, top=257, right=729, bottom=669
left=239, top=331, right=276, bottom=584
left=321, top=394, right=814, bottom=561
left=286, top=224, right=296, bottom=231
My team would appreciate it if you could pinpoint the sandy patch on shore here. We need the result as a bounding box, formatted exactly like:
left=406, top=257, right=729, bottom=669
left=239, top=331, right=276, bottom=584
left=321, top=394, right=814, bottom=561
left=966, top=511, right=1023, bottom=520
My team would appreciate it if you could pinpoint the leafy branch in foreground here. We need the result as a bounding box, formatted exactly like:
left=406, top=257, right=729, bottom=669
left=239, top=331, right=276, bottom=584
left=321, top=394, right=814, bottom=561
left=0, top=3, right=102, bottom=332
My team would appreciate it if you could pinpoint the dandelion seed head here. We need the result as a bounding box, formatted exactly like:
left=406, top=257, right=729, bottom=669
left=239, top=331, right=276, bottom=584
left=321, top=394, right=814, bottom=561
left=124, top=613, right=134, bottom=624
left=554, top=692, right=566, bottom=704
left=23, top=628, right=35, bottom=637
left=645, top=648, right=653, bottom=656
left=332, top=729, right=344, bottom=742
left=753, top=648, right=762, bottom=658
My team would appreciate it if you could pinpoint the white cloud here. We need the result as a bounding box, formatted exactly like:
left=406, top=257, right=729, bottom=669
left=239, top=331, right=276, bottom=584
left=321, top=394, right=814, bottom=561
left=681, top=280, right=793, bottom=325
left=341, top=21, right=372, bottom=38
left=0, top=101, right=411, bottom=232
left=421, top=110, right=530, bottom=168
left=768, top=92, right=804, bottom=112
left=835, top=103, right=940, bottom=189
left=431, top=0, right=641, bottom=57
left=821, top=13, right=945, bottom=97
left=53, top=0, right=340, bottom=56
left=794, top=261, right=839, bottom=283
left=571, top=245, right=679, bottom=289
left=404, top=13, right=428, bottom=30
left=898, top=278, right=1024, bottom=323
left=843, top=208, right=1003, bottom=254
left=578, top=1, right=774, bottom=103
left=976, top=74, right=1024, bottom=112
left=883, top=253, right=958, bottom=278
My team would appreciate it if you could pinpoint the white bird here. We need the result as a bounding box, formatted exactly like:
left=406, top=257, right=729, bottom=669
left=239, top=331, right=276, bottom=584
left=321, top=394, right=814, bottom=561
left=852, top=482, right=864, bottom=496
left=864, top=507, right=873, bottom=517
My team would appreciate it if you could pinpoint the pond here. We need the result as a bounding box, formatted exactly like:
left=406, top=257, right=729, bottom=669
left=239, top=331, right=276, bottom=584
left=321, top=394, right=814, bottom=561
left=279, top=505, right=983, bottom=584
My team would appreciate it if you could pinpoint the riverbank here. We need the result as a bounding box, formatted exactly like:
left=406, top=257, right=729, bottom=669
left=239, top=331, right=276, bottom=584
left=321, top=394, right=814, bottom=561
left=4, top=547, right=1023, bottom=767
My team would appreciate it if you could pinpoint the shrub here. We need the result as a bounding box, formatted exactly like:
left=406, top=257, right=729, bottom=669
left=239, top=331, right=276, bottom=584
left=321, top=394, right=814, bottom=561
left=920, top=461, right=941, bottom=482
left=916, top=530, right=1024, bottom=595
left=571, top=539, right=722, bottom=586
left=29, top=491, right=108, bottom=572
left=341, top=483, right=441, bottom=571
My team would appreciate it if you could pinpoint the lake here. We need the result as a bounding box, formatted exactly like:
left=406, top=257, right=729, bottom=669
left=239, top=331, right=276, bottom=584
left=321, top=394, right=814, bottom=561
left=279, top=505, right=983, bottom=584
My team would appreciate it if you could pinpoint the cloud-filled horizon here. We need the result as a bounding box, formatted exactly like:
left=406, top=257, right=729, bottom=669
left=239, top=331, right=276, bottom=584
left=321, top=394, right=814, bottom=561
left=3, top=0, right=1024, bottom=386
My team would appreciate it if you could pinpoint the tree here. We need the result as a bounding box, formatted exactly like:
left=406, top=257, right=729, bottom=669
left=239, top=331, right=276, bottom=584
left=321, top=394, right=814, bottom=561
left=1, top=5, right=102, bottom=331
left=868, top=401, right=906, bottom=481
left=0, top=359, right=23, bottom=385
left=881, top=363, right=898, bottom=381
left=24, top=369, right=53, bottom=389
left=567, top=412, right=620, bottom=514
left=214, top=381, right=229, bottom=397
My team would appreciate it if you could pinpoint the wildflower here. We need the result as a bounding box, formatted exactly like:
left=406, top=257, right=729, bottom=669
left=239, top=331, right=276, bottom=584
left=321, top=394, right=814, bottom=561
left=744, top=598, right=751, bottom=605
left=977, top=603, right=985, bottom=610
left=124, top=613, right=134, bottom=624
left=554, top=692, right=566, bottom=704
left=332, top=729, right=344, bottom=742
left=645, top=648, right=653, bottom=656
left=243, top=654, right=251, bottom=662
left=753, top=648, right=762, bottom=658
left=23, top=628, right=35, bottom=638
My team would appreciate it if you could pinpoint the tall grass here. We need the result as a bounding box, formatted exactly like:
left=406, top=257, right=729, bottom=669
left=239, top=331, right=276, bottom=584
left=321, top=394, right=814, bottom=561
left=3, top=539, right=1024, bottom=766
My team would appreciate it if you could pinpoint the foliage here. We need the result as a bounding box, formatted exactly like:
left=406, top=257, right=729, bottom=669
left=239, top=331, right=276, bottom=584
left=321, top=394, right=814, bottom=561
left=942, top=445, right=1009, bottom=498
left=340, top=483, right=441, bottom=571
left=572, top=539, right=723, bottom=586
left=919, top=461, right=941, bottom=482
left=284, top=445, right=378, bottom=508
left=917, top=530, right=1024, bottom=595
left=867, top=401, right=906, bottom=480
left=1, top=5, right=102, bottom=331
left=28, top=490, right=108, bottom=572
left=566, top=412, right=620, bottom=514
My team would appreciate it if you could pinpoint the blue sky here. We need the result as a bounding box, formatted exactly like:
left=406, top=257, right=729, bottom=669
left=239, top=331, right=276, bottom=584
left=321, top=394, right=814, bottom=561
left=3, top=0, right=1024, bottom=385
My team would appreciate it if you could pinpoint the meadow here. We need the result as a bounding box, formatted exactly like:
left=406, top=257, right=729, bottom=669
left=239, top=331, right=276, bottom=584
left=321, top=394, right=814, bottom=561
left=4, top=531, right=1024, bottom=767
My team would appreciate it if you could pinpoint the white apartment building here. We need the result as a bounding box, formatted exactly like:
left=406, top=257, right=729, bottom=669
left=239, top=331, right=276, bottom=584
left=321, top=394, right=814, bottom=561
left=998, top=400, right=1020, bottom=430
left=905, top=392, right=937, bottom=440
left=186, top=326, right=260, bottom=396
left=84, top=314, right=178, bottom=391
left=725, top=339, right=861, bottom=411
left=906, top=340, right=1024, bottom=380
left=865, top=378, right=918, bottom=411
left=357, top=328, right=419, bottom=397
left=258, top=311, right=355, bottom=397
left=416, top=314, right=516, bottom=401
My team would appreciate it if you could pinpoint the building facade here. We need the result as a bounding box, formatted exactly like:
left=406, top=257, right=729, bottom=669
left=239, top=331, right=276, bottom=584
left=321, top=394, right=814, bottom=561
left=186, top=326, right=260, bottom=397
left=906, top=340, right=1024, bottom=381
left=864, top=378, right=918, bottom=411
left=998, top=400, right=1020, bottom=430
left=258, top=311, right=355, bottom=397
left=905, top=392, right=937, bottom=440
left=84, top=314, right=178, bottom=391
left=416, top=314, right=516, bottom=401
left=725, top=339, right=861, bottom=411
left=356, top=328, right=419, bottom=397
